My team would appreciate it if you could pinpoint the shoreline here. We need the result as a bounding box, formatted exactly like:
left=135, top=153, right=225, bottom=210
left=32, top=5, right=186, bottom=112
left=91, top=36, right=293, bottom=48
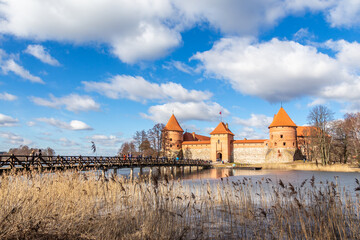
left=212, top=161, right=360, bottom=173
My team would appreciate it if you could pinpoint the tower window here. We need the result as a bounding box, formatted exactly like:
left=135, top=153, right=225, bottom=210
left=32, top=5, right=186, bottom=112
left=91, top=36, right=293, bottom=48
left=170, top=138, right=172, bottom=141
left=275, top=142, right=277, bottom=146
left=177, top=144, right=179, bottom=147
left=170, top=144, right=172, bottom=147
left=293, top=142, right=295, bottom=146
left=280, top=135, right=283, bottom=138
left=218, top=140, right=220, bottom=144
left=283, top=142, right=286, bottom=146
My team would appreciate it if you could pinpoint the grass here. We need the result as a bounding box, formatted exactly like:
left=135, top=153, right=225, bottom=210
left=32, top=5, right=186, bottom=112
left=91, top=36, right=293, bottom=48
left=0, top=170, right=359, bottom=239
left=213, top=161, right=360, bottom=172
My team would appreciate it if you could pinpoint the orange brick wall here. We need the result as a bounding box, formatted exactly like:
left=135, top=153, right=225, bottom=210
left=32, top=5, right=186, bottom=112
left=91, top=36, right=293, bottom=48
left=269, top=126, right=297, bottom=149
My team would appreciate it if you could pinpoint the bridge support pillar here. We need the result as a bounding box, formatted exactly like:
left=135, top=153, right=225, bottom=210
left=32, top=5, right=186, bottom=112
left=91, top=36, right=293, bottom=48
left=181, top=166, right=184, bottom=174
left=139, top=166, right=143, bottom=175
left=197, top=166, right=199, bottom=172
left=189, top=166, right=191, bottom=173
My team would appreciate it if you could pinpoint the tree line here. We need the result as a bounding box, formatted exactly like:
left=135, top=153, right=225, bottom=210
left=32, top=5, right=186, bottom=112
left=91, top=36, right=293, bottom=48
left=305, top=105, right=360, bottom=165
left=117, top=123, right=165, bottom=157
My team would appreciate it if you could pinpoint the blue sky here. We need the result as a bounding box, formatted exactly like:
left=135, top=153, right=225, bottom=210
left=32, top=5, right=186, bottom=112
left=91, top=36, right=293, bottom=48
left=1, top=0, right=360, bottom=155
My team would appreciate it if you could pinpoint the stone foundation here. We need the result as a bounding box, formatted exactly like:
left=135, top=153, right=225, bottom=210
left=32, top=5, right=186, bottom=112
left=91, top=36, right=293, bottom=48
left=265, top=148, right=296, bottom=163
left=183, top=147, right=211, bottom=160
left=233, top=147, right=268, bottom=164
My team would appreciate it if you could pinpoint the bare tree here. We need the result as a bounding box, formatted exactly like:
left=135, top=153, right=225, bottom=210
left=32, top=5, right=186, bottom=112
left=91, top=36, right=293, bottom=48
left=148, top=123, right=165, bottom=157
left=118, top=142, right=136, bottom=156
left=343, top=113, right=360, bottom=163
left=307, top=105, right=334, bottom=165
left=329, top=120, right=350, bottom=164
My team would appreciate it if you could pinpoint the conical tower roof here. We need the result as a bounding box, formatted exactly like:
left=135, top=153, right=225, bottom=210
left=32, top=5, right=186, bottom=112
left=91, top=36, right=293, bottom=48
left=163, top=114, right=183, bottom=132
left=210, top=122, right=234, bottom=135
left=269, top=107, right=297, bottom=128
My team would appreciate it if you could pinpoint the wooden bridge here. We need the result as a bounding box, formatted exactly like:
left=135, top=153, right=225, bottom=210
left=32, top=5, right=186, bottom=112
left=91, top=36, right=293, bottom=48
left=0, top=154, right=212, bottom=172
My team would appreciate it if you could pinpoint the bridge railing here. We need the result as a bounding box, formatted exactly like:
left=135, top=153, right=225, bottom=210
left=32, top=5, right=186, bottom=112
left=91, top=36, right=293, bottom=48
left=0, top=154, right=212, bottom=170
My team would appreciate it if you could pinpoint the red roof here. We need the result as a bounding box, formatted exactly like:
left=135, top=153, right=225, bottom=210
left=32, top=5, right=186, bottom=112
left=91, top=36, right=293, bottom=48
left=183, top=132, right=210, bottom=141
left=210, top=122, right=234, bottom=135
left=163, top=114, right=183, bottom=132
left=269, top=107, right=296, bottom=128
left=182, top=141, right=210, bottom=145
left=297, top=126, right=318, bottom=137
left=233, top=139, right=267, bottom=144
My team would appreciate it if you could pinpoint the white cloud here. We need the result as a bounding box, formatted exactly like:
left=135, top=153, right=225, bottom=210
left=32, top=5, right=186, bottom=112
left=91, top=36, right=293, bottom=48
left=0, top=92, right=17, bottom=101
left=26, top=121, right=36, bottom=127
left=236, top=127, right=268, bottom=140
left=2, top=59, right=43, bottom=83
left=0, top=131, right=32, bottom=145
left=83, top=75, right=212, bottom=103
left=87, top=134, right=123, bottom=147
left=59, top=137, right=79, bottom=147
left=163, top=60, right=196, bottom=74
left=141, top=101, right=229, bottom=123
left=193, top=37, right=360, bottom=107
left=24, top=44, right=60, bottom=66
left=0, top=113, right=18, bottom=127
left=37, top=118, right=93, bottom=131
left=0, top=0, right=357, bottom=65
left=327, top=0, right=360, bottom=27
left=233, top=114, right=273, bottom=129
left=30, top=94, right=100, bottom=112
left=0, top=0, right=179, bottom=63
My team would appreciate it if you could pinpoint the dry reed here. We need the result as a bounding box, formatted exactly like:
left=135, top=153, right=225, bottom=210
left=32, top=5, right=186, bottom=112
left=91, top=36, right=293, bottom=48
left=0, top=170, right=359, bottom=239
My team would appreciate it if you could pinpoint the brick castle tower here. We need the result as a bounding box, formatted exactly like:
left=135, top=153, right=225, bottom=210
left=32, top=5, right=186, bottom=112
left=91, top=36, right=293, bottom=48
left=162, top=114, right=183, bottom=157
left=210, top=122, right=234, bottom=163
left=265, top=107, right=299, bottom=162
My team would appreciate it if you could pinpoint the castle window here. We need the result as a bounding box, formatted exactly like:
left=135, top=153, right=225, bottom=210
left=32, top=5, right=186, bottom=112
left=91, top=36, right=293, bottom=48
left=170, top=138, right=172, bottom=141
left=275, top=142, right=277, bottom=146
left=170, top=144, right=172, bottom=147
left=280, top=135, right=283, bottom=138
left=283, top=142, right=286, bottom=146
left=293, top=142, right=295, bottom=146
left=218, top=140, right=220, bottom=144
left=177, top=144, right=179, bottom=147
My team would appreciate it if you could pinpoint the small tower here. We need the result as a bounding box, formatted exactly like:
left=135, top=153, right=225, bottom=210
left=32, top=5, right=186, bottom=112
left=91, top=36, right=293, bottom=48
left=210, top=122, right=234, bottom=163
left=266, top=107, right=298, bottom=162
left=162, top=114, right=184, bottom=157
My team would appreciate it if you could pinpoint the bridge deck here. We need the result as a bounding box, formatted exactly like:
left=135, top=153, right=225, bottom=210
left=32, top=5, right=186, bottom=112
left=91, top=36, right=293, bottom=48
left=0, top=155, right=212, bottom=172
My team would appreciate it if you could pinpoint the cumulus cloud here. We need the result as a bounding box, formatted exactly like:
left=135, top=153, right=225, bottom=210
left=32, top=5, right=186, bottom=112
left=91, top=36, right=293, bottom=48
left=0, top=92, right=17, bottom=101
left=236, top=127, right=268, bottom=140
left=2, top=59, right=43, bottom=83
left=0, top=131, right=32, bottom=145
left=87, top=134, right=123, bottom=147
left=141, top=101, right=229, bottom=123
left=37, top=118, right=93, bottom=131
left=0, top=113, right=18, bottom=127
left=24, top=44, right=60, bottom=66
left=327, top=0, right=360, bottom=27
left=0, top=0, right=357, bottom=64
left=83, top=75, right=212, bottom=103
left=233, top=114, right=273, bottom=129
left=30, top=94, right=100, bottom=112
left=193, top=37, right=360, bottom=108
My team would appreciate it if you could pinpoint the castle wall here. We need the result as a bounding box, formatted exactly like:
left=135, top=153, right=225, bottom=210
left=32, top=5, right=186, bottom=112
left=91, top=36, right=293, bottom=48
left=182, top=143, right=211, bottom=160
left=233, top=143, right=268, bottom=164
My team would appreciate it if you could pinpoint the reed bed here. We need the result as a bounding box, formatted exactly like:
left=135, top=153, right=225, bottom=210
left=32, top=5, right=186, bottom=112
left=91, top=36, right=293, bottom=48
left=0, top=170, right=359, bottom=239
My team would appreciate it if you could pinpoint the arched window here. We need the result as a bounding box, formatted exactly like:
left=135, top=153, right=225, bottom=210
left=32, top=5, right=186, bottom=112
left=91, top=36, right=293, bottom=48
left=170, top=144, right=172, bottom=147
left=218, top=140, right=220, bottom=144
left=170, top=138, right=172, bottom=141
left=293, top=142, right=295, bottom=146
left=280, top=135, right=283, bottom=138
left=283, top=142, right=286, bottom=146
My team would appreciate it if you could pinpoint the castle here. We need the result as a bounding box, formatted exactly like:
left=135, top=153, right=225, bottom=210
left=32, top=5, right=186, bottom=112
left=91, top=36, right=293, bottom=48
left=162, top=107, right=310, bottom=163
